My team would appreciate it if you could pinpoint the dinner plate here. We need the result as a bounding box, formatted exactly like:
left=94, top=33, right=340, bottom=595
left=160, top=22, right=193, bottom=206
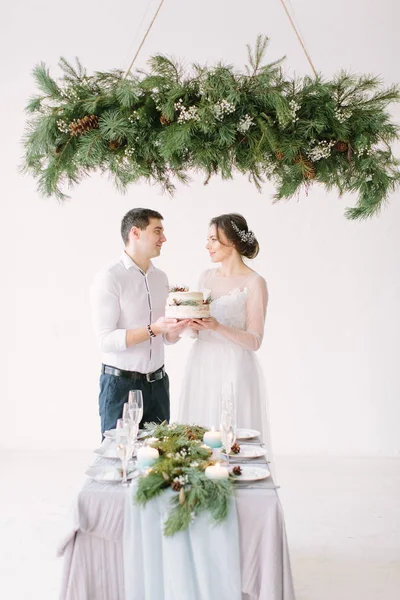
left=236, top=428, right=261, bottom=440
left=103, top=428, right=152, bottom=440
left=229, top=465, right=270, bottom=482
left=222, top=445, right=267, bottom=459
left=94, top=439, right=125, bottom=459
left=85, top=463, right=137, bottom=483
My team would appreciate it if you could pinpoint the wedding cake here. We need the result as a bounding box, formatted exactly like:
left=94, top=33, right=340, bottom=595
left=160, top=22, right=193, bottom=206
left=165, top=287, right=211, bottom=319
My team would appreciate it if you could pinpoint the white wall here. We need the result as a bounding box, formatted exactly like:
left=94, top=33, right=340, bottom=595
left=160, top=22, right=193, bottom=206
left=2, top=0, right=400, bottom=455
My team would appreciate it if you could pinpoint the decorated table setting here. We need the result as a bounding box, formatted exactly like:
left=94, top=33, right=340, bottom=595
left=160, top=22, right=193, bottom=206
left=58, top=411, right=295, bottom=600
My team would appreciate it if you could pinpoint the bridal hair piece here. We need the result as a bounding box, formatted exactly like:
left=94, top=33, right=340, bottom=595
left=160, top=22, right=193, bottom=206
left=230, top=220, right=255, bottom=245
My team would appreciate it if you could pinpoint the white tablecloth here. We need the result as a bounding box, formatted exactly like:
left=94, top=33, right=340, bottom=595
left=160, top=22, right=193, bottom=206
left=58, top=458, right=295, bottom=600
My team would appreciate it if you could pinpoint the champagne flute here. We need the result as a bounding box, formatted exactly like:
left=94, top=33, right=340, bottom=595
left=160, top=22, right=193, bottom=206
left=128, top=390, right=144, bottom=424
left=116, top=418, right=130, bottom=485
left=122, top=403, right=141, bottom=453
left=221, top=424, right=234, bottom=467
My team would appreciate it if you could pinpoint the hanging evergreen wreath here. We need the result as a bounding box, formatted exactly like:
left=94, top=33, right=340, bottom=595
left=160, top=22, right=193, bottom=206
left=22, top=36, right=400, bottom=219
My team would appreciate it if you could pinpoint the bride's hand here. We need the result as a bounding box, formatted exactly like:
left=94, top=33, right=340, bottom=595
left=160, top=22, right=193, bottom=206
left=189, top=317, right=219, bottom=331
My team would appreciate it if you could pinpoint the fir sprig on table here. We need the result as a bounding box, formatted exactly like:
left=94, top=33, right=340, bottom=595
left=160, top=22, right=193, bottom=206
left=136, top=423, right=234, bottom=536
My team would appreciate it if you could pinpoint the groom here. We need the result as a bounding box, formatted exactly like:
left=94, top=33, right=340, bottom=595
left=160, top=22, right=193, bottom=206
left=90, top=208, right=189, bottom=435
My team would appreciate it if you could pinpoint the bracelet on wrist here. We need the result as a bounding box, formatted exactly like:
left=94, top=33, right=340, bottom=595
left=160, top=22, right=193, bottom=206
left=147, top=324, right=156, bottom=338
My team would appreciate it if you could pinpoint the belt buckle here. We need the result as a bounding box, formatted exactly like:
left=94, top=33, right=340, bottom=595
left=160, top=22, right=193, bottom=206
left=146, top=368, right=163, bottom=383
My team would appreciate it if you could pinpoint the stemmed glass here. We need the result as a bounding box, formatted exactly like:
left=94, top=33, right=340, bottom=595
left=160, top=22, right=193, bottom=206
left=116, top=418, right=132, bottom=486
left=122, top=402, right=141, bottom=454
left=220, top=384, right=237, bottom=467
left=128, top=390, right=144, bottom=425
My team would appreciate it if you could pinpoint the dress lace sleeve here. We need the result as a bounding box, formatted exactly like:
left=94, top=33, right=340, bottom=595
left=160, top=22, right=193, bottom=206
left=216, top=275, right=268, bottom=351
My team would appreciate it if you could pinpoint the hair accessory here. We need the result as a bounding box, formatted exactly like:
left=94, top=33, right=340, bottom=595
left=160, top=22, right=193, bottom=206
left=230, top=220, right=255, bottom=244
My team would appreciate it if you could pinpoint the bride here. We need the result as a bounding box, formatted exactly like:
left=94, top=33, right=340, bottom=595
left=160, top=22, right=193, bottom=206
left=177, top=213, right=272, bottom=454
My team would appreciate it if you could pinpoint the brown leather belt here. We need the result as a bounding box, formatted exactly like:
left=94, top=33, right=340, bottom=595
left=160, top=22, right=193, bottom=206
left=101, top=364, right=165, bottom=383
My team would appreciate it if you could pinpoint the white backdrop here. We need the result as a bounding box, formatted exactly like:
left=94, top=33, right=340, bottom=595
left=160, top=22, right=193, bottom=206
left=2, top=0, right=400, bottom=455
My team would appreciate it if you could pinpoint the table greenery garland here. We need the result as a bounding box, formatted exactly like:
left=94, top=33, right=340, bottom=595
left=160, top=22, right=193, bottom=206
left=22, top=35, right=400, bottom=219
left=135, top=423, right=234, bottom=536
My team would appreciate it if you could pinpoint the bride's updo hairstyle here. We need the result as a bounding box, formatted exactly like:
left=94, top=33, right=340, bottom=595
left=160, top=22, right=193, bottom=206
left=209, top=213, right=259, bottom=259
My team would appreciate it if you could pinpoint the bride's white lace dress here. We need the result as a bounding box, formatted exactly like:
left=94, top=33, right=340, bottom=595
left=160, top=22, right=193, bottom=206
left=177, top=268, right=273, bottom=458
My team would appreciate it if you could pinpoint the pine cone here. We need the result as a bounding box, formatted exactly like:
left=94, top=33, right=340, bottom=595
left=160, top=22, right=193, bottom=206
left=55, top=144, right=65, bottom=154
left=160, top=115, right=171, bottom=126
left=275, top=151, right=285, bottom=161
left=108, top=140, right=121, bottom=150
left=334, top=141, right=348, bottom=153
left=232, top=466, right=242, bottom=476
left=69, top=114, right=99, bottom=137
left=231, top=442, right=241, bottom=454
left=295, top=154, right=316, bottom=180
left=171, top=480, right=182, bottom=491
left=186, top=429, right=197, bottom=441
left=179, top=487, right=186, bottom=505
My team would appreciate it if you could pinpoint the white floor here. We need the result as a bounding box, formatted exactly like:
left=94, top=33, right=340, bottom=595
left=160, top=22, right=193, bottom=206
left=0, top=452, right=399, bottom=600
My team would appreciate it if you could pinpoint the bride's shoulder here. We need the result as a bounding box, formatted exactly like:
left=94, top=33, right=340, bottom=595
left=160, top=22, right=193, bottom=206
left=246, top=271, right=268, bottom=291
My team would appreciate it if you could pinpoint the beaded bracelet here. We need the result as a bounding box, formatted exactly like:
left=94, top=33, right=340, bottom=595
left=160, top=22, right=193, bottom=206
left=146, top=324, right=156, bottom=338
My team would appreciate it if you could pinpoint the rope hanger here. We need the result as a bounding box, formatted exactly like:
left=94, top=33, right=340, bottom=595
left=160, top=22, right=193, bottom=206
left=124, top=0, right=317, bottom=77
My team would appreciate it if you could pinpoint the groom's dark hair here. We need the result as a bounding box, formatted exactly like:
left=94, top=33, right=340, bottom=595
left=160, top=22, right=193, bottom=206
left=121, top=208, right=164, bottom=244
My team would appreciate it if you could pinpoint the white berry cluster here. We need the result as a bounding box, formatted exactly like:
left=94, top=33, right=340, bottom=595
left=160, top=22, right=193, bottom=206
left=264, top=161, right=276, bottom=176
left=213, top=99, right=235, bottom=121
left=289, top=99, right=301, bottom=122
left=355, top=144, right=373, bottom=157
left=190, top=461, right=200, bottom=468
left=60, top=86, right=80, bottom=101
left=173, top=475, right=189, bottom=486
left=56, top=119, right=69, bottom=133
left=114, top=155, right=131, bottom=168
left=124, top=147, right=135, bottom=158
left=168, top=423, right=178, bottom=430
left=128, top=111, right=140, bottom=124
left=306, top=140, right=335, bottom=161
left=237, top=114, right=254, bottom=133
left=175, top=447, right=189, bottom=459
left=334, top=107, right=352, bottom=123
left=151, top=88, right=163, bottom=111
left=174, top=99, right=200, bottom=123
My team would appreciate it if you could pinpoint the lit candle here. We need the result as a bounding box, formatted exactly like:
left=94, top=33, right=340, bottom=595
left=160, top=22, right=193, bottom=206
left=136, top=446, right=159, bottom=468
left=204, top=462, right=229, bottom=480
left=203, top=426, right=222, bottom=448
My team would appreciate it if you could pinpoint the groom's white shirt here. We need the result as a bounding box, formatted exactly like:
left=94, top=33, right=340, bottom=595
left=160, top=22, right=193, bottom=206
left=90, top=252, right=169, bottom=373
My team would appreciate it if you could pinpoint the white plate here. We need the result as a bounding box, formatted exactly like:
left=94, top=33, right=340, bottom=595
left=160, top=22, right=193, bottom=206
left=94, top=439, right=122, bottom=459
left=85, top=464, right=137, bottom=483
left=236, top=428, right=260, bottom=440
left=103, top=428, right=152, bottom=440
left=229, top=465, right=270, bottom=482
left=222, top=445, right=267, bottom=459
left=103, top=429, right=117, bottom=439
